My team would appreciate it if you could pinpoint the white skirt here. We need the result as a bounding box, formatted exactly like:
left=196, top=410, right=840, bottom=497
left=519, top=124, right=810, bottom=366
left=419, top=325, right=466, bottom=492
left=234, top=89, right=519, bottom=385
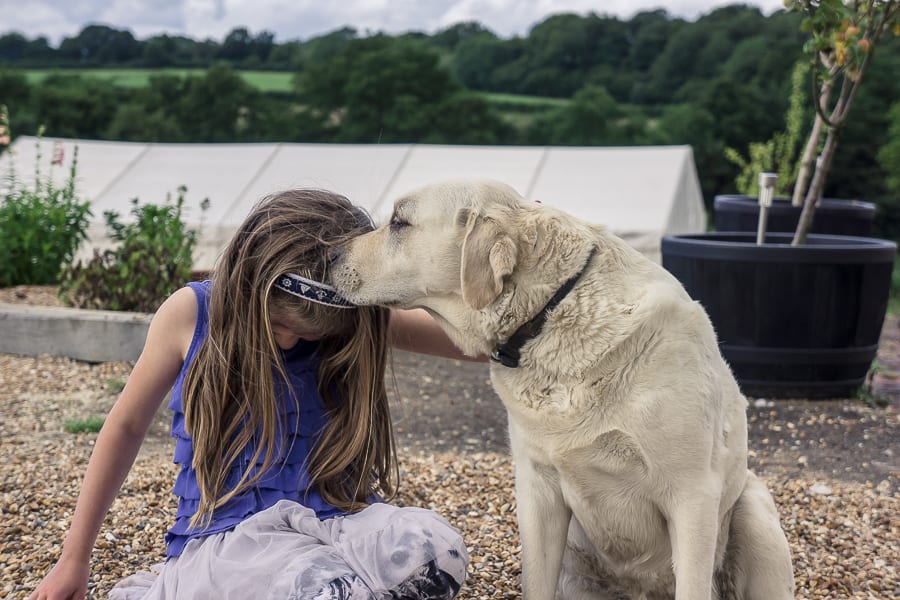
left=109, top=500, right=469, bottom=599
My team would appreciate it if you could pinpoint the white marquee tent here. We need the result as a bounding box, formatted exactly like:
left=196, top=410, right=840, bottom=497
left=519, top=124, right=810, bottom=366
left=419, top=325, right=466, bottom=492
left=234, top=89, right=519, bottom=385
left=1, top=137, right=707, bottom=269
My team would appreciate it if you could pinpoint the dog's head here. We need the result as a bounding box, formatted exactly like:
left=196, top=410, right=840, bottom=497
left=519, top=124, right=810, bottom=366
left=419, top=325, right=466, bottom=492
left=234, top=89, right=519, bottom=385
left=330, top=180, right=545, bottom=351
left=331, top=179, right=533, bottom=308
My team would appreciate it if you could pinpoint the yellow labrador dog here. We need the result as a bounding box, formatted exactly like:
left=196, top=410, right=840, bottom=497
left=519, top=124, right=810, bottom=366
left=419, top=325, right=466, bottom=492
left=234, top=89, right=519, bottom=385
left=330, top=180, right=794, bottom=600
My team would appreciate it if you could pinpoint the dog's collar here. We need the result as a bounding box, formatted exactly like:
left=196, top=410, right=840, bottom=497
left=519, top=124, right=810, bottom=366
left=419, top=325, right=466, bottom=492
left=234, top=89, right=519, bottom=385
left=490, top=246, right=596, bottom=369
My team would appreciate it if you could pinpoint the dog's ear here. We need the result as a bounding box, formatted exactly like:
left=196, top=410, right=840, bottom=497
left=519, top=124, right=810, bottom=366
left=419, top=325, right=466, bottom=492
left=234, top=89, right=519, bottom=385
left=459, top=210, right=517, bottom=310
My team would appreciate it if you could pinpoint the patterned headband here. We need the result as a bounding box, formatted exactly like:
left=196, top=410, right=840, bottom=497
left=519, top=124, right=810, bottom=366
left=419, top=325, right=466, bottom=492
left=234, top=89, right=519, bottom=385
left=274, top=273, right=356, bottom=309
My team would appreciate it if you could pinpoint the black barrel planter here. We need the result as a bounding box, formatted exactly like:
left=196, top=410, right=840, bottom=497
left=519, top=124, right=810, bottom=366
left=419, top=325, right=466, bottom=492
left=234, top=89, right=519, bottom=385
left=661, top=232, right=896, bottom=399
left=714, top=195, right=876, bottom=237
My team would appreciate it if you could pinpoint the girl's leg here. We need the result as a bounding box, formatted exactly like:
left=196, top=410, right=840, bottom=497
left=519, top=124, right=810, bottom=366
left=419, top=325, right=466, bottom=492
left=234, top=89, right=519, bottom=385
left=324, top=503, right=469, bottom=599
left=110, top=501, right=376, bottom=600
left=110, top=501, right=465, bottom=599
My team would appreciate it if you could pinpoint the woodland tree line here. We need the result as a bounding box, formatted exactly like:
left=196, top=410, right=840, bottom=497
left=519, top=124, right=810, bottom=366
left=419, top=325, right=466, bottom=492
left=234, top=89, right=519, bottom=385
left=1, top=5, right=898, bottom=237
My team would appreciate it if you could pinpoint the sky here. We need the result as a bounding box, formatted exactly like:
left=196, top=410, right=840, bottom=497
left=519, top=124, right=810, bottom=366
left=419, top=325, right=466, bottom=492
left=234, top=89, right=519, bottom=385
left=1, top=0, right=789, bottom=45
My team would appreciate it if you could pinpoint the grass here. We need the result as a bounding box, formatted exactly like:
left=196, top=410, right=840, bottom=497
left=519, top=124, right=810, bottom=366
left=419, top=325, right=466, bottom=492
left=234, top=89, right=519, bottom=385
left=106, top=377, right=127, bottom=394
left=499, top=111, right=541, bottom=129
left=22, top=68, right=295, bottom=93
left=64, top=416, right=106, bottom=434
left=481, top=92, right=570, bottom=108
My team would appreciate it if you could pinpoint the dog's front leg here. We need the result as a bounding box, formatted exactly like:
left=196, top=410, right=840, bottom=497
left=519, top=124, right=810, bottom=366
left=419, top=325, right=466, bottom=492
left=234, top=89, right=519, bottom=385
left=667, top=487, right=721, bottom=600
left=514, top=456, right=572, bottom=600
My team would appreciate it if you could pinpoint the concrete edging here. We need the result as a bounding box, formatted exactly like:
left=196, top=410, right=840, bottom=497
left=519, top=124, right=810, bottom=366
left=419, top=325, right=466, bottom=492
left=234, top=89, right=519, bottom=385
left=0, top=303, right=151, bottom=363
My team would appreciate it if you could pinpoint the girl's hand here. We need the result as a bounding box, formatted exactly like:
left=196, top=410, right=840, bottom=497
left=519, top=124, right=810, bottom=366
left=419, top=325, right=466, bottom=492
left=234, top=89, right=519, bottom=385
left=28, top=555, right=89, bottom=600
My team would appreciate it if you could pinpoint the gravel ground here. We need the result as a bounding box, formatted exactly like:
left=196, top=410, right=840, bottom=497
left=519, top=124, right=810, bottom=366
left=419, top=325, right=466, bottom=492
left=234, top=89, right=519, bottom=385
left=1, top=286, right=898, bottom=599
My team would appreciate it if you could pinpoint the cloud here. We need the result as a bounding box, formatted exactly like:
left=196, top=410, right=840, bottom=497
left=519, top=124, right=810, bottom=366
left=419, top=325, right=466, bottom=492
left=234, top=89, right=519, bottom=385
left=97, top=0, right=188, bottom=36
left=199, top=1, right=460, bottom=42
left=0, top=0, right=789, bottom=45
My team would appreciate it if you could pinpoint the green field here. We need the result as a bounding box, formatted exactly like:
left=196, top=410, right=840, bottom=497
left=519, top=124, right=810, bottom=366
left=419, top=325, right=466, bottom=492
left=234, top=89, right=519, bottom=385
left=22, top=68, right=296, bottom=93
left=482, top=92, right=569, bottom=108
left=19, top=69, right=568, bottom=111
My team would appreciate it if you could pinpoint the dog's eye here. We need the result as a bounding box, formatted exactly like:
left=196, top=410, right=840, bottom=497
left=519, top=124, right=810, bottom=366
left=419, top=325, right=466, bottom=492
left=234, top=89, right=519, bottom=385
left=389, top=217, right=409, bottom=231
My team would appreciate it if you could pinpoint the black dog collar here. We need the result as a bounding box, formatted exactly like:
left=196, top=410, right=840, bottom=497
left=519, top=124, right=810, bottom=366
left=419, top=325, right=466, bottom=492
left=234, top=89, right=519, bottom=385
left=490, top=246, right=597, bottom=368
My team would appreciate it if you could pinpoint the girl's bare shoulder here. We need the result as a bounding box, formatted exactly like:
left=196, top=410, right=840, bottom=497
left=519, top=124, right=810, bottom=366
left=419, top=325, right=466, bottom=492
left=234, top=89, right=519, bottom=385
left=148, top=286, right=199, bottom=359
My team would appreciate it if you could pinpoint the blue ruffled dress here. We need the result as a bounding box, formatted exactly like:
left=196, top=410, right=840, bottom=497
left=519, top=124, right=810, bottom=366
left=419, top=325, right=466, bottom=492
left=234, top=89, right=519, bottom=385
left=164, top=280, right=350, bottom=558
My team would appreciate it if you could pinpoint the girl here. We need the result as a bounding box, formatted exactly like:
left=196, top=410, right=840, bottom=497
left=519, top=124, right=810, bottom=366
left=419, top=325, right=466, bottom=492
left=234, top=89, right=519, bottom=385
left=29, top=189, right=474, bottom=600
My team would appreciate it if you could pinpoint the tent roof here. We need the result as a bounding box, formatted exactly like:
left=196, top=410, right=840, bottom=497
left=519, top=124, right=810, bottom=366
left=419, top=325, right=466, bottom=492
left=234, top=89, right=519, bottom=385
left=1, top=137, right=706, bottom=268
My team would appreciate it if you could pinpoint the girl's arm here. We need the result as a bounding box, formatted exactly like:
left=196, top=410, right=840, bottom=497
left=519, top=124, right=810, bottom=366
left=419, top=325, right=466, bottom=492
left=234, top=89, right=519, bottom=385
left=29, top=287, right=198, bottom=600
left=388, top=308, right=488, bottom=362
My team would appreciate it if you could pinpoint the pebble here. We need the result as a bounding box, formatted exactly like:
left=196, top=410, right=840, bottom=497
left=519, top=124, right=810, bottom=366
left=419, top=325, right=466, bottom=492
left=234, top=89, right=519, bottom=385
left=809, top=483, right=833, bottom=496
left=1, top=288, right=898, bottom=598
left=4, top=378, right=897, bottom=600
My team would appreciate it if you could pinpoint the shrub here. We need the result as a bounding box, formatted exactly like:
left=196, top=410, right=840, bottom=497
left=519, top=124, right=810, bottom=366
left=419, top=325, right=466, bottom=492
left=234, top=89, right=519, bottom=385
left=59, top=187, right=208, bottom=313
left=0, top=111, right=93, bottom=287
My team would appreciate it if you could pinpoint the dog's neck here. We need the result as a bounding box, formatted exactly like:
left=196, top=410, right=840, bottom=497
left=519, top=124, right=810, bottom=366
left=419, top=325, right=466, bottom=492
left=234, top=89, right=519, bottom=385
left=490, top=246, right=597, bottom=368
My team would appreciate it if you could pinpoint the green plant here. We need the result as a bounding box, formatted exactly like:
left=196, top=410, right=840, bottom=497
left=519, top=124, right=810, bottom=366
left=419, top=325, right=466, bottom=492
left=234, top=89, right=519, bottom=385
left=0, top=110, right=93, bottom=287
left=889, top=260, right=900, bottom=315
left=106, top=377, right=127, bottom=394
left=0, top=104, right=9, bottom=147
left=787, top=0, right=900, bottom=244
left=64, top=416, right=106, bottom=433
left=59, top=187, right=208, bottom=312
left=724, top=61, right=808, bottom=197
left=873, top=102, right=900, bottom=244
left=858, top=361, right=891, bottom=406
left=877, top=100, right=900, bottom=197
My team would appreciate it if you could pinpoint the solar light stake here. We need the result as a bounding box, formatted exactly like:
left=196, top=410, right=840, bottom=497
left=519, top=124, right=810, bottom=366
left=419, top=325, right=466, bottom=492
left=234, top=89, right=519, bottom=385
left=757, top=172, right=777, bottom=245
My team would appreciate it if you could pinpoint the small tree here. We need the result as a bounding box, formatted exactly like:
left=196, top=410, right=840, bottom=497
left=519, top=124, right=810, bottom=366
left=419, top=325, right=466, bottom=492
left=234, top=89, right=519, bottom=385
left=787, top=0, right=900, bottom=245
left=724, top=61, right=808, bottom=198
left=877, top=101, right=900, bottom=242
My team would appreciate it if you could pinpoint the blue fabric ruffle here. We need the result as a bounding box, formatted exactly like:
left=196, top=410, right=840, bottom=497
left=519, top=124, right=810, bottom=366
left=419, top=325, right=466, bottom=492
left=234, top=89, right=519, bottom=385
left=163, top=281, right=351, bottom=558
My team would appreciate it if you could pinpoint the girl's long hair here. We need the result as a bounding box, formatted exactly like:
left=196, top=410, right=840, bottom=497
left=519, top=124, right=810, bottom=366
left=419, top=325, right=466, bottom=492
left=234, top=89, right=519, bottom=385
left=181, top=189, right=396, bottom=528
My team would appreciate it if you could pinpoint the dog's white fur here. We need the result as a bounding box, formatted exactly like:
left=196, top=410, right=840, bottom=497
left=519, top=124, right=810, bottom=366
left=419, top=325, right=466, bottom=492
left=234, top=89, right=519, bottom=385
left=330, top=180, right=794, bottom=600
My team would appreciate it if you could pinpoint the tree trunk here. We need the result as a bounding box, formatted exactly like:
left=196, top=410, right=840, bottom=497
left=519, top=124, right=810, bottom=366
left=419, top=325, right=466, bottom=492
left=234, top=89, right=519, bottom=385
left=791, top=112, right=825, bottom=207
left=793, top=122, right=843, bottom=245
left=792, top=73, right=834, bottom=207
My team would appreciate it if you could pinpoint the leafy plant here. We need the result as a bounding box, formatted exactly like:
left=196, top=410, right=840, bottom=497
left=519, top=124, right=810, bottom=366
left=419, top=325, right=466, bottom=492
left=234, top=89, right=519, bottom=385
left=890, top=261, right=900, bottom=314
left=724, top=62, right=808, bottom=197
left=64, top=416, right=106, bottom=433
left=786, top=0, right=900, bottom=244
left=858, top=361, right=891, bottom=406
left=59, top=187, right=208, bottom=312
left=106, top=377, right=127, bottom=394
left=0, top=109, right=93, bottom=287
left=0, top=104, right=9, bottom=147
left=877, top=101, right=900, bottom=197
